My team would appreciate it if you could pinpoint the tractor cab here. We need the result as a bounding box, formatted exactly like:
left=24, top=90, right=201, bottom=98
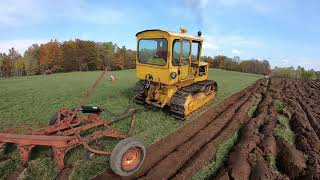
left=136, top=28, right=209, bottom=86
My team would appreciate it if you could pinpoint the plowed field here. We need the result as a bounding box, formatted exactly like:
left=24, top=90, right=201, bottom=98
left=95, top=77, right=320, bottom=180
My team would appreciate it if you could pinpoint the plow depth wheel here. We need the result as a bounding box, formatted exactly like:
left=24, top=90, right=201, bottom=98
left=110, top=137, right=146, bottom=176
left=121, top=147, right=141, bottom=171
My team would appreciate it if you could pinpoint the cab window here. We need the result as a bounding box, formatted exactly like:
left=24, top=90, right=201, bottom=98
left=191, top=41, right=200, bottom=62
left=172, top=39, right=191, bottom=66
left=172, top=40, right=180, bottom=66
left=182, top=40, right=190, bottom=65
left=138, top=39, right=168, bottom=66
left=182, top=40, right=191, bottom=58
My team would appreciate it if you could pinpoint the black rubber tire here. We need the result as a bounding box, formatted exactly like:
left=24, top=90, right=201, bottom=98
left=110, top=137, right=146, bottom=177
left=134, top=80, right=147, bottom=104
left=49, top=112, right=58, bottom=125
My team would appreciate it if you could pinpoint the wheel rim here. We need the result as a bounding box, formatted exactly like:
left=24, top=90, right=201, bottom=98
left=121, top=147, right=142, bottom=171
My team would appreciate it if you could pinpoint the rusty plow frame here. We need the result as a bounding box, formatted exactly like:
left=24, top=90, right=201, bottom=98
left=0, top=68, right=140, bottom=171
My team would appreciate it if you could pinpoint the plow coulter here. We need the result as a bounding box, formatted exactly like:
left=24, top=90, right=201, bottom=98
left=0, top=68, right=146, bottom=177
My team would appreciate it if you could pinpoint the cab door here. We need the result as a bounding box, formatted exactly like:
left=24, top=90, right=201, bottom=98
left=172, top=39, right=191, bottom=81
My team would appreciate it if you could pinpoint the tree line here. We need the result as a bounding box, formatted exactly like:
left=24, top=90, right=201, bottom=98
left=271, top=66, right=320, bottom=80
left=0, top=39, right=319, bottom=80
left=0, top=39, right=136, bottom=77
left=202, top=55, right=271, bottom=75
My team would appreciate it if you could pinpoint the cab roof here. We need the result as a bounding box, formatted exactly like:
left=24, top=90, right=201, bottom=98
left=136, top=29, right=204, bottom=41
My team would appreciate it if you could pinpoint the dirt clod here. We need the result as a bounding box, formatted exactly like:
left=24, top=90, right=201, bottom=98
left=94, top=78, right=320, bottom=180
left=276, top=138, right=306, bottom=178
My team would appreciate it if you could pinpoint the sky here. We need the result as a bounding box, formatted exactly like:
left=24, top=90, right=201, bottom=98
left=0, top=0, right=319, bottom=70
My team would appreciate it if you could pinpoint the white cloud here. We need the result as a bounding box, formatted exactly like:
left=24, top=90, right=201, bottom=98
left=203, top=36, right=219, bottom=50
left=0, top=0, right=127, bottom=27
left=221, top=35, right=263, bottom=47
left=0, top=0, right=45, bottom=26
left=270, top=57, right=320, bottom=70
left=280, top=59, right=289, bottom=63
left=59, top=0, right=127, bottom=25
left=0, top=39, right=48, bottom=54
left=217, top=0, right=273, bottom=13
left=203, top=42, right=219, bottom=50
left=232, top=49, right=242, bottom=55
left=203, top=35, right=263, bottom=52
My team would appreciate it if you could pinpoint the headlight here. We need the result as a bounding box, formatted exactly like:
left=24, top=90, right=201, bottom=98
left=170, top=72, right=177, bottom=79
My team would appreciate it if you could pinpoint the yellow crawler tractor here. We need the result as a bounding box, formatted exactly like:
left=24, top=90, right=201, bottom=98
left=134, top=28, right=217, bottom=120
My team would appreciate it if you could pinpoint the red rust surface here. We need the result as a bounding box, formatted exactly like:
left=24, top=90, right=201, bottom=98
left=0, top=109, right=127, bottom=170
left=122, top=147, right=142, bottom=171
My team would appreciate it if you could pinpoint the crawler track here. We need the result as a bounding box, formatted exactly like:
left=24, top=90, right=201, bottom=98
left=170, top=80, right=217, bottom=119
left=95, top=77, right=320, bottom=180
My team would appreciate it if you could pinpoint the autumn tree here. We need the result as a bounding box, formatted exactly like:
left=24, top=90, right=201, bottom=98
left=15, top=58, right=25, bottom=76
left=316, top=71, right=320, bottom=80
left=272, top=66, right=318, bottom=80
left=23, top=44, right=41, bottom=75
left=96, top=42, right=114, bottom=69
left=0, top=53, right=7, bottom=77
left=70, top=39, right=98, bottom=71
left=39, top=40, right=63, bottom=74
left=111, top=44, right=125, bottom=70
left=125, top=49, right=136, bottom=69
left=81, top=40, right=99, bottom=71
left=0, top=48, right=22, bottom=77
left=0, top=56, right=13, bottom=77
left=62, top=40, right=77, bottom=72
left=212, top=55, right=227, bottom=69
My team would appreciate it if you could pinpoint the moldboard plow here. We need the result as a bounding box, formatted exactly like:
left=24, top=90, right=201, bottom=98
left=0, top=68, right=146, bottom=177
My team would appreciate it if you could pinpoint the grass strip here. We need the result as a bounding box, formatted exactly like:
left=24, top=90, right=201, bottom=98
left=192, top=129, right=240, bottom=180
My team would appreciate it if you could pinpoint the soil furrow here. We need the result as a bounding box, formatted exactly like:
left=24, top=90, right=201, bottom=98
left=172, top=92, right=262, bottom=179
left=140, top=83, right=258, bottom=179
left=215, top=85, right=273, bottom=180
left=216, top=77, right=320, bottom=180
left=94, top=77, right=320, bottom=180
left=94, top=80, right=262, bottom=180
left=127, top=81, right=262, bottom=179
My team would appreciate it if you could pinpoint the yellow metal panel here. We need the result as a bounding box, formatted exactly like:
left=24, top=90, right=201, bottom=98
left=136, top=29, right=204, bottom=41
left=136, top=65, right=179, bottom=85
left=179, top=65, right=189, bottom=80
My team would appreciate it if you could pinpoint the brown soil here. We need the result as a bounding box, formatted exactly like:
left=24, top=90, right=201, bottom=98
left=95, top=80, right=263, bottom=179
left=94, top=77, right=320, bottom=180
left=216, top=78, right=320, bottom=180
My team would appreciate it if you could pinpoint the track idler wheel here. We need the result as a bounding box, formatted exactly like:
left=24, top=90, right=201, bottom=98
left=204, top=85, right=212, bottom=95
left=204, top=83, right=217, bottom=96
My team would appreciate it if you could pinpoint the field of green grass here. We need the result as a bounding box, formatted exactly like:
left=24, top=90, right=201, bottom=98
left=0, top=69, right=262, bottom=179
